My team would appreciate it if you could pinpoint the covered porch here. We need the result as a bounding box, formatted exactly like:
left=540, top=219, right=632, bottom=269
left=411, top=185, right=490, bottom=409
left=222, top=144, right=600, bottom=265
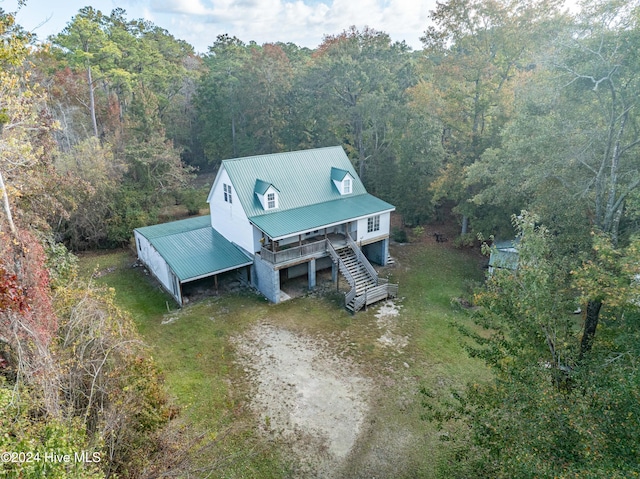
left=258, top=232, right=347, bottom=267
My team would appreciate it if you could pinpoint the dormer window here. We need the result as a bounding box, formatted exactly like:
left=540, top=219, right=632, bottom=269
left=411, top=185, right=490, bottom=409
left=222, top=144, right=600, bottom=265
left=254, top=179, right=279, bottom=210
left=331, top=167, right=354, bottom=196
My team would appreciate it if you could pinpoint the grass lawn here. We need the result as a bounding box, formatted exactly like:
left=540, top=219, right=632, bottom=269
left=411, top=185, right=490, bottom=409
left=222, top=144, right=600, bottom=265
left=78, top=238, right=490, bottom=478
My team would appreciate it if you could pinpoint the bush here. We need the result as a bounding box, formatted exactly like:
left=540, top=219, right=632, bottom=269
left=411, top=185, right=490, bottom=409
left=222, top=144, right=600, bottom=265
left=106, top=186, right=159, bottom=247
left=453, top=233, right=477, bottom=249
left=392, top=227, right=408, bottom=243
left=178, top=187, right=208, bottom=216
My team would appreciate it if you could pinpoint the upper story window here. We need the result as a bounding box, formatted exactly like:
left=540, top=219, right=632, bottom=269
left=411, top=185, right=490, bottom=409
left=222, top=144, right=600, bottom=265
left=331, top=167, right=354, bottom=196
left=255, top=179, right=279, bottom=210
left=223, top=183, right=232, bottom=203
left=367, top=215, right=380, bottom=233
left=343, top=178, right=351, bottom=194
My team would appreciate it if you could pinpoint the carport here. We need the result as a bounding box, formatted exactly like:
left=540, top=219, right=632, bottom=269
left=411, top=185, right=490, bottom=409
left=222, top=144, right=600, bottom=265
left=134, top=215, right=253, bottom=305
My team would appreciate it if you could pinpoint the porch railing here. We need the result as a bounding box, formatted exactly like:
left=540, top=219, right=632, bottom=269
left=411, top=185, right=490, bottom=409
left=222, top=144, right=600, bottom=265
left=260, top=239, right=328, bottom=264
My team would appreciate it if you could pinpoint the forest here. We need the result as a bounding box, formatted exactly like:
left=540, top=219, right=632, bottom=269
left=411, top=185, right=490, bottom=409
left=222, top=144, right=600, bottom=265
left=0, top=0, right=639, bottom=477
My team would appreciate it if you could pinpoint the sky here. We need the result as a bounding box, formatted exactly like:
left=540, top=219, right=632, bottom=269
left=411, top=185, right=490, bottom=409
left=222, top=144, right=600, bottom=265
left=2, top=0, right=440, bottom=54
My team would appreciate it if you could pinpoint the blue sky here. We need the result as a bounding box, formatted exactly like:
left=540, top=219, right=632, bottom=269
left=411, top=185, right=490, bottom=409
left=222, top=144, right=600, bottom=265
left=2, top=0, right=438, bottom=53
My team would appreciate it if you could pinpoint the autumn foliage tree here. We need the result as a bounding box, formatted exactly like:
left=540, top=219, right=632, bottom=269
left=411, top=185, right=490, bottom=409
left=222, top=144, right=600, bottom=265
left=413, top=0, right=566, bottom=235
left=0, top=8, right=192, bottom=478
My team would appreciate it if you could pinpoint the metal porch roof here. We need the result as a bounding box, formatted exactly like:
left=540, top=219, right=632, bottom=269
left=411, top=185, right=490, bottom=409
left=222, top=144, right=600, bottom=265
left=135, top=216, right=252, bottom=282
left=248, top=193, right=395, bottom=239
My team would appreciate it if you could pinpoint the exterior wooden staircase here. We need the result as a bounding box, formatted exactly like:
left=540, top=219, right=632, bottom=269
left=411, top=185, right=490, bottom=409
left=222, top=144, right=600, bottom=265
left=327, top=236, right=398, bottom=313
left=337, top=246, right=377, bottom=296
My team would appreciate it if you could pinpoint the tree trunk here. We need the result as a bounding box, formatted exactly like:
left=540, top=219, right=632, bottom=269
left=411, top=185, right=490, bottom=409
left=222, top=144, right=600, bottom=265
left=461, top=215, right=469, bottom=235
left=87, top=64, right=99, bottom=138
left=0, top=170, right=18, bottom=237
left=579, top=299, right=602, bottom=359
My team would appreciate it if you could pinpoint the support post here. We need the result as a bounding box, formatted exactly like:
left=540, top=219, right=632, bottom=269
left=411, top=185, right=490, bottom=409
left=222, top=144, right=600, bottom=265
left=308, top=258, right=316, bottom=290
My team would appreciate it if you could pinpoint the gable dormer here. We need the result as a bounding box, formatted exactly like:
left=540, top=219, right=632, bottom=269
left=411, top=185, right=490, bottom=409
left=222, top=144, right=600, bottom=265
left=331, top=167, right=354, bottom=195
left=254, top=179, right=280, bottom=211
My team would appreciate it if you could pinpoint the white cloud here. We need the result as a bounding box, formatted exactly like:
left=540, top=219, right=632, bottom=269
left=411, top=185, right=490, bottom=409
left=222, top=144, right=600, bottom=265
left=6, top=0, right=436, bottom=53
left=150, top=0, right=214, bottom=15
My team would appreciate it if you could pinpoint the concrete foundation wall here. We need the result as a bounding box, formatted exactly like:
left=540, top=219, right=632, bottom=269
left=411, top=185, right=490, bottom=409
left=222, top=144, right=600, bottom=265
left=252, top=254, right=281, bottom=303
left=285, top=256, right=332, bottom=279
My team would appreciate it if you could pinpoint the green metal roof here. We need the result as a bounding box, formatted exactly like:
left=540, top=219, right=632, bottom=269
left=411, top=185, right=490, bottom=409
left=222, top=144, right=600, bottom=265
left=219, top=146, right=394, bottom=238
left=135, top=216, right=252, bottom=282
left=254, top=179, right=278, bottom=195
left=135, top=214, right=211, bottom=239
left=249, top=194, right=395, bottom=239
left=489, top=240, right=520, bottom=271
left=221, top=146, right=370, bottom=219
left=330, top=167, right=351, bottom=181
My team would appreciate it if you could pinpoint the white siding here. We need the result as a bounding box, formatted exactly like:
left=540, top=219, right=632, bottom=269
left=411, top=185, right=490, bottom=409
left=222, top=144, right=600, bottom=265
left=134, top=231, right=181, bottom=304
left=208, top=167, right=256, bottom=253
left=332, top=173, right=354, bottom=195
left=253, top=225, right=265, bottom=253
left=356, top=211, right=391, bottom=243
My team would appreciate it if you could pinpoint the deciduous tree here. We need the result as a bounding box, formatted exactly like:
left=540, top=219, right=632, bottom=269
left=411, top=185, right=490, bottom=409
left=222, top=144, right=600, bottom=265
left=413, top=0, right=565, bottom=235
left=427, top=212, right=640, bottom=478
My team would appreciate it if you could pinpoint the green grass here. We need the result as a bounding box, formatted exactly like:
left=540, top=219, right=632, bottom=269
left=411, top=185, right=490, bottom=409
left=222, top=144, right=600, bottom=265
left=78, top=241, right=490, bottom=478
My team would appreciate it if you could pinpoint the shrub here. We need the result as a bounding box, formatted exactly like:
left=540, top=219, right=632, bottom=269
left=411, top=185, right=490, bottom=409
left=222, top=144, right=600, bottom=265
left=411, top=225, right=425, bottom=241
left=453, top=233, right=477, bottom=249
left=178, top=187, right=208, bottom=216
left=392, top=227, right=408, bottom=243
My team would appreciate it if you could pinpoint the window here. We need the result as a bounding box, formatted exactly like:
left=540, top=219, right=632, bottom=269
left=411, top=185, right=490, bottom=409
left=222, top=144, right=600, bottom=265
left=343, top=178, right=351, bottom=194
left=223, top=183, right=232, bottom=203
left=267, top=192, right=276, bottom=209
left=367, top=215, right=380, bottom=233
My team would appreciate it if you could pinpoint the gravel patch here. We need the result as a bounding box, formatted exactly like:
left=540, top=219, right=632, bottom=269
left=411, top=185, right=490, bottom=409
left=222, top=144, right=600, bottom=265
left=233, top=322, right=371, bottom=477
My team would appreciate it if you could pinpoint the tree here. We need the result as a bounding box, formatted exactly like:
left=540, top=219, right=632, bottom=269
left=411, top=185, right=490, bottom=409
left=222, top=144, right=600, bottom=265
left=0, top=10, right=65, bottom=414
left=413, top=0, right=565, bottom=235
left=0, top=379, right=104, bottom=479
left=54, top=283, right=175, bottom=478
left=196, top=34, right=251, bottom=162
left=51, top=7, right=118, bottom=138
left=465, top=0, right=640, bottom=356
left=241, top=43, right=294, bottom=154
left=426, top=212, right=640, bottom=478
left=555, top=0, right=640, bottom=245
left=54, top=137, right=124, bottom=249
left=301, top=27, right=414, bottom=181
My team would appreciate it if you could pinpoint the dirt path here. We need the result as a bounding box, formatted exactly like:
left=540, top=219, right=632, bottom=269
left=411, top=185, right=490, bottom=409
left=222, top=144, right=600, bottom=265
left=233, top=322, right=372, bottom=477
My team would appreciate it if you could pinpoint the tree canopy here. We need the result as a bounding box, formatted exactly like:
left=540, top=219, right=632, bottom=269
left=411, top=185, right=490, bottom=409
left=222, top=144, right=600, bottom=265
left=1, top=0, right=640, bottom=476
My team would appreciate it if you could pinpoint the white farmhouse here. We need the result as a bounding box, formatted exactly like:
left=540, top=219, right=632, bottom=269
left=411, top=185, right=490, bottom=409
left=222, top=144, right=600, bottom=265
left=135, top=146, right=397, bottom=311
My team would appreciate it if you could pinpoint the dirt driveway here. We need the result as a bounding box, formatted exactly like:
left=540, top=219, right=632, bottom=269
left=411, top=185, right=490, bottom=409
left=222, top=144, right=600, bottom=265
left=233, top=300, right=419, bottom=478
left=234, top=322, right=371, bottom=476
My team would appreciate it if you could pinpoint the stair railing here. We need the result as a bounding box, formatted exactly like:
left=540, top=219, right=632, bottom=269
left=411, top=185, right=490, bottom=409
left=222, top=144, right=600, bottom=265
left=327, top=240, right=359, bottom=311
left=346, top=234, right=378, bottom=284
